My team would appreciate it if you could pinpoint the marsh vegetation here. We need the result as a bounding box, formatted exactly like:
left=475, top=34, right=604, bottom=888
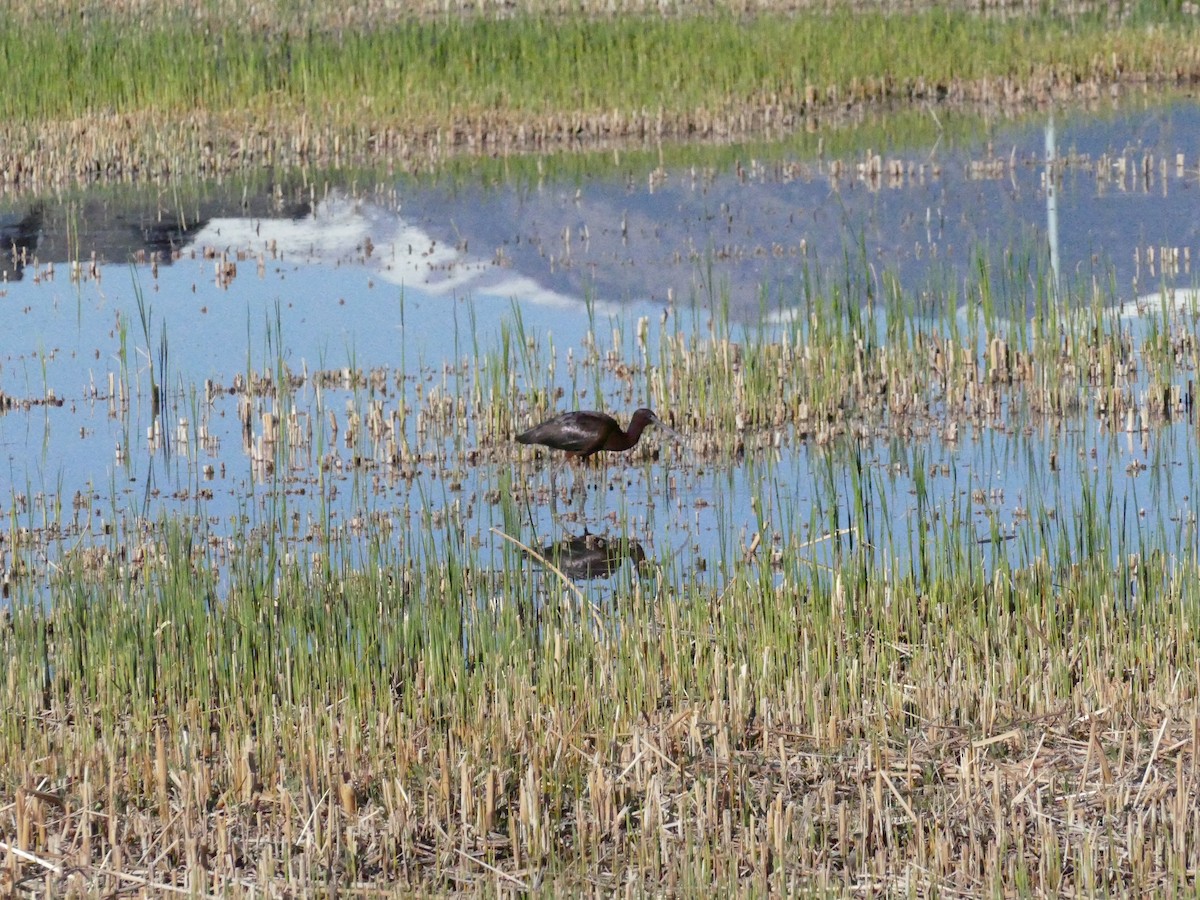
left=3, top=0, right=1200, bottom=189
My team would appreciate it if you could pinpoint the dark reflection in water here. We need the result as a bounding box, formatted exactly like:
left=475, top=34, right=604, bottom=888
left=136, top=217, right=212, bottom=259
left=535, top=531, right=648, bottom=581
left=132, top=198, right=313, bottom=261
left=0, top=188, right=312, bottom=274
left=0, top=203, right=43, bottom=281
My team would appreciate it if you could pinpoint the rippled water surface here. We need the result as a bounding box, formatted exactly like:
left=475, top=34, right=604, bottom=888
left=3, top=99, right=1200, bottom=601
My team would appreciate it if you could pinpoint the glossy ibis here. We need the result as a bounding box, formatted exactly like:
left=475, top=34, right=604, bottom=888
left=516, top=408, right=679, bottom=460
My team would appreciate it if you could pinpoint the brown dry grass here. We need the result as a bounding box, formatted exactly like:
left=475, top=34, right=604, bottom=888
left=4, top=611, right=1200, bottom=896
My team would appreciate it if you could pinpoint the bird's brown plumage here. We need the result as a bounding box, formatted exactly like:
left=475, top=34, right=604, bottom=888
left=516, top=408, right=673, bottom=459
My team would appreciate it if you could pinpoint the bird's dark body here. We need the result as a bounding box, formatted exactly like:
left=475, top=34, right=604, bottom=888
left=516, top=408, right=665, bottom=459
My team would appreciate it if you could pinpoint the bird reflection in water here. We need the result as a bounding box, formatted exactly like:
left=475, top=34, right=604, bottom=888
left=535, top=531, right=647, bottom=581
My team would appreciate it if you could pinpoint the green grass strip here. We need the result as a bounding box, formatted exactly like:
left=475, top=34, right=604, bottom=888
left=4, top=10, right=1199, bottom=125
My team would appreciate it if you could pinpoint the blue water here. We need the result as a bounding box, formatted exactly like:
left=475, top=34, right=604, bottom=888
left=3, top=100, right=1200, bottom=603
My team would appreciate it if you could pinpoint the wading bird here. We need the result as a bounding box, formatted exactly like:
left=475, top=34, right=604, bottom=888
left=516, top=408, right=679, bottom=460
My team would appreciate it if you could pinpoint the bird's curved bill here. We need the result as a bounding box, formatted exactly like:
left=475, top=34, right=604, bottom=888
left=651, top=414, right=684, bottom=444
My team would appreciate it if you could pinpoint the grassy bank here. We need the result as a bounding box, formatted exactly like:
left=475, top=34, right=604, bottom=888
left=6, top=9, right=1195, bottom=122
left=1, top=3, right=1199, bottom=189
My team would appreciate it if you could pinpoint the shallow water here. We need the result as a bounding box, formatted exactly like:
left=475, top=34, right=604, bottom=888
left=2, top=99, right=1200, bottom=602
